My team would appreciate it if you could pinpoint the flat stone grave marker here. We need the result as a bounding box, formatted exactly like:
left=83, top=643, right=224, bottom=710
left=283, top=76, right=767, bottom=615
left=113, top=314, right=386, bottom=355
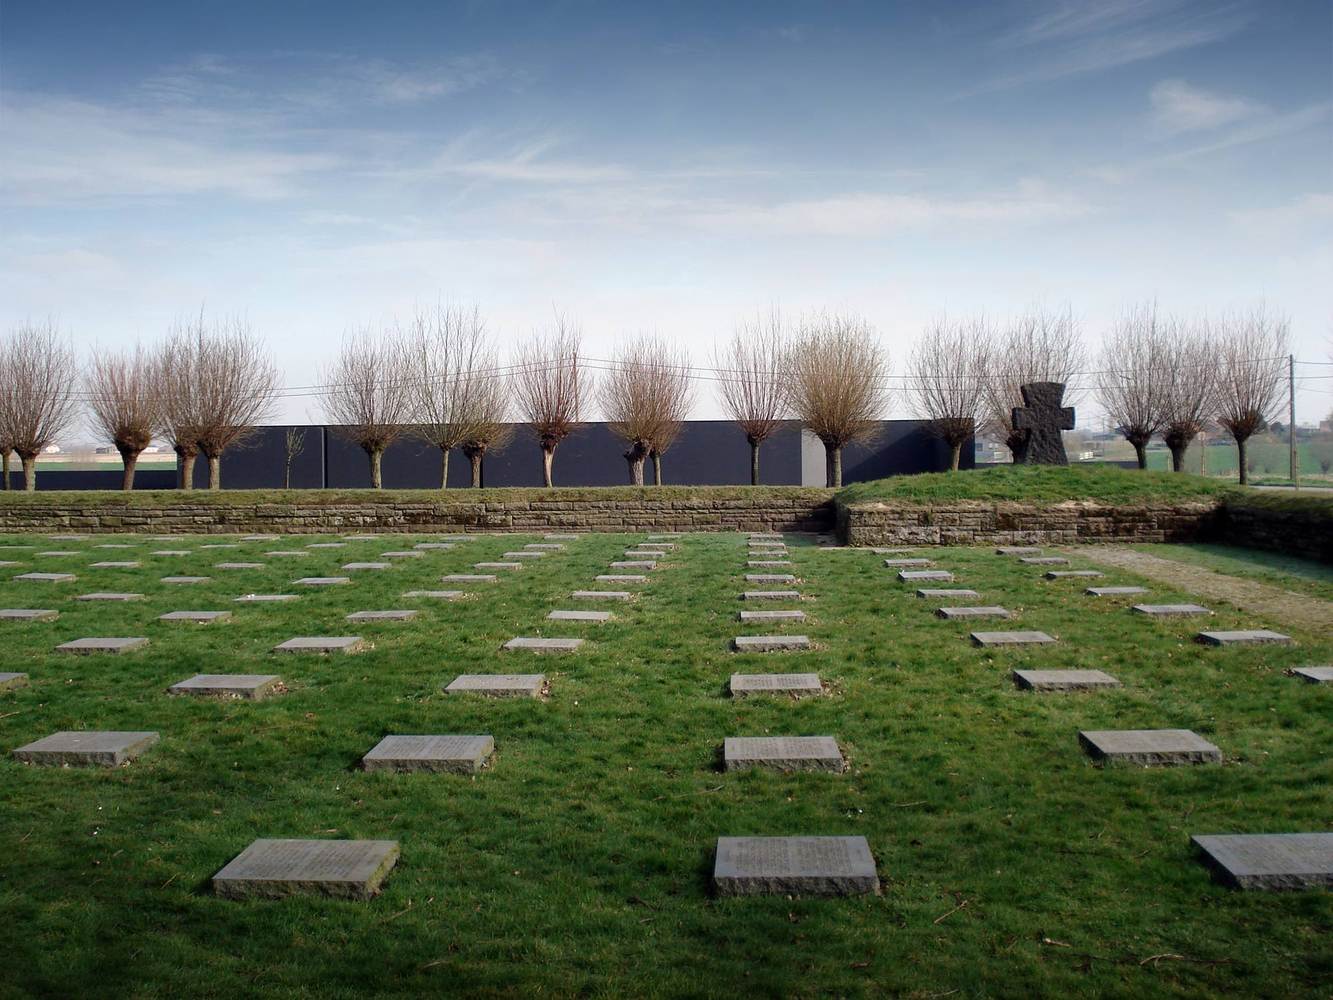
left=503, top=636, right=584, bottom=653
left=381, top=551, right=424, bottom=559
left=1197, top=630, right=1292, bottom=646
left=439, top=534, right=478, bottom=542
left=215, top=562, right=264, bottom=570
left=236, top=594, right=299, bottom=603
left=242, top=535, right=280, bottom=541
left=273, top=636, right=368, bottom=655
left=547, top=610, right=612, bottom=622
left=169, top=674, right=283, bottom=700
left=524, top=543, right=564, bottom=550
left=733, top=635, right=811, bottom=652
left=0, top=672, right=29, bottom=691
left=502, top=551, right=545, bottom=560
left=294, top=577, right=352, bottom=586
left=413, top=542, right=455, bottom=550
left=444, top=574, right=497, bottom=582
left=162, top=576, right=210, bottom=585
left=748, top=560, right=792, bottom=568
left=263, top=551, right=307, bottom=558
left=47, top=535, right=86, bottom=541
left=713, top=836, right=878, bottom=897
left=15, top=573, right=76, bottom=583
left=741, top=590, right=801, bottom=601
left=12, top=730, right=159, bottom=767
left=445, top=674, right=546, bottom=698
left=1045, top=570, right=1103, bottom=579
left=1292, top=666, right=1333, bottom=684
left=343, top=562, right=390, bottom=571
left=936, top=606, right=1011, bottom=620
left=884, top=558, right=932, bottom=568
left=970, top=630, right=1055, bottom=647
left=1013, top=669, right=1121, bottom=691
left=0, top=561, right=20, bottom=568
left=1133, top=604, right=1212, bottom=617
left=546, top=533, right=580, bottom=540
left=36, top=551, right=79, bottom=557
left=90, top=561, right=140, bottom=569
left=997, top=547, right=1042, bottom=556
left=1087, top=586, right=1148, bottom=597
left=635, top=542, right=673, bottom=550
left=572, top=590, right=631, bottom=601
left=402, top=590, right=464, bottom=600
left=869, top=547, right=915, bottom=554
left=900, top=570, right=953, bottom=582
left=611, top=560, right=656, bottom=570
left=729, top=673, right=822, bottom=697
left=1192, top=833, right=1333, bottom=890
left=0, top=609, right=59, bottom=622
left=1021, top=556, right=1068, bottom=565
left=346, top=610, right=418, bottom=622
left=199, top=544, right=239, bottom=550
left=307, top=542, right=347, bottom=549
left=597, top=574, right=647, bottom=583
left=75, top=592, right=143, bottom=602
left=723, top=737, right=845, bottom=772
left=213, top=839, right=400, bottom=901
left=474, top=562, right=523, bottom=571
left=739, top=609, right=806, bottom=622
left=159, top=611, right=232, bottom=624
left=56, top=637, right=149, bottom=655
left=916, top=588, right=980, bottom=599
left=95, top=543, right=136, bottom=549
left=152, top=550, right=192, bottom=557
left=749, top=533, right=783, bottom=539
left=1079, top=729, right=1221, bottom=766
left=344, top=534, right=381, bottom=540
left=361, top=735, right=494, bottom=774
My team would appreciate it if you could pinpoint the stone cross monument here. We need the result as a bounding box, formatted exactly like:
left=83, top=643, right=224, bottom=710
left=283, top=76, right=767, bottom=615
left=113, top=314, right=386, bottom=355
left=1012, top=382, right=1075, bottom=465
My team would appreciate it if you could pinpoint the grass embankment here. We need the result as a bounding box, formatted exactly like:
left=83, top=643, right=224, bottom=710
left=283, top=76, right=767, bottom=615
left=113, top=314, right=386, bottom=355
left=0, top=531, right=1329, bottom=996
left=836, top=464, right=1230, bottom=507
left=1133, top=543, right=1333, bottom=603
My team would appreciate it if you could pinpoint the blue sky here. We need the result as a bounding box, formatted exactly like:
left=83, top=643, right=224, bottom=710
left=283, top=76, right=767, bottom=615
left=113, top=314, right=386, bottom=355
left=2, top=0, right=1330, bottom=421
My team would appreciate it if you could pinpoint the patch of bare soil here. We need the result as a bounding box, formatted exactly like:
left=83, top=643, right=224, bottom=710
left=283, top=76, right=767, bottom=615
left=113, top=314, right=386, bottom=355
left=1079, top=547, right=1333, bottom=635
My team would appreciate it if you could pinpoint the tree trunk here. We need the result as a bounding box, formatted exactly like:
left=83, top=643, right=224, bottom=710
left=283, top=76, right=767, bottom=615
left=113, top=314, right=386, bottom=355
left=178, top=451, right=197, bottom=490
left=21, top=455, right=37, bottom=492
left=949, top=440, right=962, bottom=472
left=369, top=449, right=383, bottom=489
left=749, top=440, right=760, bottom=486
left=542, top=447, right=555, bottom=487
left=651, top=451, right=662, bottom=486
left=826, top=444, right=843, bottom=488
left=469, top=451, right=483, bottom=488
left=119, top=449, right=141, bottom=492
left=1007, top=430, right=1029, bottom=464
left=284, top=460, right=293, bottom=490
left=1132, top=441, right=1148, bottom=470
left=1236, top=435, right=1249, bottom=485
left=207, top=455, right=222, bottom=490
left=1, top=451, right=10, bottom=490
left=439, top=449, right=449, bottom=489
left=1168, top=442, right=1187, bottom=472
left=624, top=442, right=647, bottom=485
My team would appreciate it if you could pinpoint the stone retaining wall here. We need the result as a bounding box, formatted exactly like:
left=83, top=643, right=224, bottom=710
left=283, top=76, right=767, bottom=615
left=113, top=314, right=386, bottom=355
left=0, top=492, right=837, bottom=535
left=1215, top=499, right=1332, bottom=564
left=839, top=499, right=1222, bottom=547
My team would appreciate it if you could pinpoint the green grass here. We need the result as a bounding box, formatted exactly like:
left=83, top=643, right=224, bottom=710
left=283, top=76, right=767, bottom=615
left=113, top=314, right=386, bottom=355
left=0, top=533, right=1329, bottom=997
left=837, top=464, right=1230, bottom=506
left=1134, top=543, right=1333, bottom=603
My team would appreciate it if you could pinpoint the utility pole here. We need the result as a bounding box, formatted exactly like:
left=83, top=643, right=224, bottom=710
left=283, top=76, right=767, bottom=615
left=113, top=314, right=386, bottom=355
left=1289, top=354, right=1298, bottom=490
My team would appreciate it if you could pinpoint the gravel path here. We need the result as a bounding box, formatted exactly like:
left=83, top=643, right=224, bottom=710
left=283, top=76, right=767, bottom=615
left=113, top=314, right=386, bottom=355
left=1080, top=547, right=1333, bottom=635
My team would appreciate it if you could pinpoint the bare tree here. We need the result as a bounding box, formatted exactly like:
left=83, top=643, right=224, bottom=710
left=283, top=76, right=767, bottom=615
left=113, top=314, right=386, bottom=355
left=283, top=427, right=306, bottom=489
left=320, top=327, right=414, bottom=489
left=405, top=304, right=492, bottom=488
left=155, top=321, right=203, bottom=489
left=192, top=317, right=279, bottom=490
left=0, top=321, right=80, bottom=491
left=908, top=313, right=992, bottom=471
left=601, top=338, right=657, bottom=485
left=0, top=341, right=15, bottom=490
left=784, top=311, right=890, bottom=487
left=458, top=373, right=514, bottom=488
left=983, top=304, right=1086, bottom=462
left=1159, top=318, right=1216, bottom=472
left=85, top=344, right=163, bottom=491
left=514, top=317, right=591, bottom=487
left=1212, top=304, right=1290, bottom=485
left=1096, top=302, right=1170, bottom=469
left=646, top=345, right=694, bottom=485
left=714, top=310, right=787, bottom=485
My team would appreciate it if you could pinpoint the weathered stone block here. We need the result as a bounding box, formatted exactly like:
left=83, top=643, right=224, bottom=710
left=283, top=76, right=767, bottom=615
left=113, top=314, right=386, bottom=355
left=729, top=673, right=822, bottom=696
left=159, top=611, right=232, bottom=624
left=723, top=736, right=845, bottom=772
left=445, top=674, right=546, bottom=698
left=970, top=631, right=1055, bottom=647
left=56, top=637, right=149, bottom=654
left=712, top=836, right=878, bottom=896
left=503, top=636, right=584, bottom=652
left=294, top=577, right=352, bottom=586
left=1086, top=586, right=1148, bottom=596
left=1079, top=729, right=1220, bottom=765
left=741, top=590, right=801, bottom=601
left=169, top=674, right=283, bottom=700
left=14, top=573, right=76, bottom=583
left=1132, top=604, right=1212, bottom=616
left=572, top=590, right=631, bottom=601
left=162, top=576, right=210, bottom=584
left=739, top=610, right=806, bottom=622
left=733, top=635, right=810, bottom=652
left=916, top=588, right=979, bottom=599
left=899, top=570, right=953, bottom=582
left=0, top=609, right=58, bottom=622
left=1192, top=833, right=1333, bottom=890
left=272, top=636, right=368, bottom=654
left=1012, top=669, right=1120, bottom=691
left=1292, top=666, right=1333, bottom=684
left=361, top=734, right=494, bottom=774
left=235, top=594, right=298, bottom=602
left=547, top=610, right=612, bottom=622
left=212, top=839, right=400, bottom=900
left=1044, top=570, right=1103, bottom=579
left=1196, top=630, right=1292, bottom=646
left=12, top=730, right=158, bottom=767
left=346, top=610, right=419, bottom=622
left=402, top=590, right=464, bottom=600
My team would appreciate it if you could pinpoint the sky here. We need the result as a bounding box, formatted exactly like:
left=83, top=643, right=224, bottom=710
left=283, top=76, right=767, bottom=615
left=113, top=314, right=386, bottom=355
left=1, top=0, right=1330, bottom=425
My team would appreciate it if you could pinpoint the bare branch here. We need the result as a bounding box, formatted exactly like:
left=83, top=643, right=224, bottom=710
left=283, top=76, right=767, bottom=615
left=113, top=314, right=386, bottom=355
left=1096, top=301, right=1170, bottom=468
left=1158, top=317, right=1216, bottom=472
left=1211, top=302, right=1289, bottom=485
left=513, top=315, right=592, bottom=487
left=85, top=343, right=162, bottom=490
left=713, top=309, right=787, bottom=484
left=0, top=319, right=80, bottom=491
left=320, top=326, right=414, bottom=489
left=909, top=313, right=992, bottom=471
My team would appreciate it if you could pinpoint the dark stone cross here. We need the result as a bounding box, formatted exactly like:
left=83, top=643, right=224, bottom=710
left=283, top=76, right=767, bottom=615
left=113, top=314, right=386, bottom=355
left=1012, top=382, right=1075, bottom=465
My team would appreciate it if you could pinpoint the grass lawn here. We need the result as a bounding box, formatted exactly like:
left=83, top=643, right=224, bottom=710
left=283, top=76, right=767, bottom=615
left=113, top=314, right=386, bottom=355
left=836, top=465, right=1230, bottom=506
left=0, top=531, right=1329, bottom=997
left=1133, top=543, right=1333, bottom=603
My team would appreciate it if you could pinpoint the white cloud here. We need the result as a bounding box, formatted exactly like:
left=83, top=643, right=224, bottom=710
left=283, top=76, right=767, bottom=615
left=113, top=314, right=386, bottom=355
left=1150, top=79, right=1263, bottom=132
left=1228, top=192, right=1333, bottom=231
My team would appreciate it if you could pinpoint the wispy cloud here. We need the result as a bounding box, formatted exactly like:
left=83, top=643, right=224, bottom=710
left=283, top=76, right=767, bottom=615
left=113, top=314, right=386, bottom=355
left=970, top=0, right=1248, bottom=94
left=1150, top=78, right=1264, bottom=132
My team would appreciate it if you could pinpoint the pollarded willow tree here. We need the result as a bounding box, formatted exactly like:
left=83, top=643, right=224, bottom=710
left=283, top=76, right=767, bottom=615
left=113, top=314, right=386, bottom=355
left=458, top=370, right=514, bottom=488
left=85, top=344, right=163, bottom=491
left=983, top=304, right=1086, bottom=462
left=1158, top=318, right=1216, bottom=472
left=908, top=313, right=992, bottom=471
left=155, top=321, right=204, bottom=489
left=1096, top=302, right=1171, bottom=469
left=514, top=317, right=591, bottom=488
left=321, top=327, right=415, bottom=489
left=405, top=304, right=493, bottom=488
left=601, top=337, right=660, bottom=485
left=784, top=311, right=890, bottom=487
left=0, top=321, right=80, bottom=492
left=1212, top=304, right=1290, bottom=485
left=0, top=338, right=15, bottom=490
left=192, top=317, right=280, bottom=490
left=645, top=346, right=694, bottom=486
left=713, top=309, right=787, bottom=485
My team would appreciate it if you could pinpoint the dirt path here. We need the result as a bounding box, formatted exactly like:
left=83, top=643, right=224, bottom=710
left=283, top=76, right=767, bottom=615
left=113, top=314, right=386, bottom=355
left=1078, top=547, right=1333, bottom=635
